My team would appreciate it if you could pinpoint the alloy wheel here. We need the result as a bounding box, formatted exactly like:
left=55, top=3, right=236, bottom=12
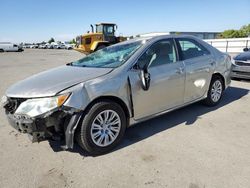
left=211, top=80, right=222, bottom=102
left=90, top=110, right=121, bottom=147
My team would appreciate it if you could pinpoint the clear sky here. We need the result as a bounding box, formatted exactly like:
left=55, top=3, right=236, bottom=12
left=1, top=0, right=250, bottom=43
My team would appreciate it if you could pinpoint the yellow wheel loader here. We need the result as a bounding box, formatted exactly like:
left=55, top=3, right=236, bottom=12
left=75, top=23, right=126, bottom=54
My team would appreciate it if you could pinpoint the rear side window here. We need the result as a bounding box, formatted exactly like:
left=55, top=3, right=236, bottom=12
left=176, top=38, right=210, bottom=60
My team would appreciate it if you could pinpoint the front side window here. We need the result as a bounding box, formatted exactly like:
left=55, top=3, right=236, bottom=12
left=137, top=39, right=177, bottom=69
left=103, top=25, right=114, bottom=35
left=177, top=38, right=210, bottom=60
left=72, top=40, right=143, bottom=68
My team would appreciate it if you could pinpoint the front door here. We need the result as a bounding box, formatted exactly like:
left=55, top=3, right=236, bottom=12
left=129, top=39, right=185, bottom=120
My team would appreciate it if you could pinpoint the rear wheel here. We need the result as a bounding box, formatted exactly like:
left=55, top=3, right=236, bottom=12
left=203, top=76, right=224, bottom=106
left=76, top=100, right=127, bottom=155
left=0, top=49, right=4, bottom=52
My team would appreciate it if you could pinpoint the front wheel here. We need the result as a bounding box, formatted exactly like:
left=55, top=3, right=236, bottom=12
left=203, top=76, right=224, bottom=106
left=76, top=100, right=127, bottom=155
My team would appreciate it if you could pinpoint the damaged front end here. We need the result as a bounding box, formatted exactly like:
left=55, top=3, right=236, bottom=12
left=2, top=96, right=82, bottom=150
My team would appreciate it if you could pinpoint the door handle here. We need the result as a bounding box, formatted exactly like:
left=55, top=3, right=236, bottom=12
left=209, top=60, right=216, bottom=66
left=176, top=67, right=184, bottom=74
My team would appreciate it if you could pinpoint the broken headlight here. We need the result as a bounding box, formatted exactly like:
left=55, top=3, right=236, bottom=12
left=15, top=94, right=69, bottom=117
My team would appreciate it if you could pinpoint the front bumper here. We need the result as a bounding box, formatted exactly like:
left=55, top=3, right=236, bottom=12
left=4, top=105, right=82, bottom=149
left=231, top=64, right=250, bottom=79
left=6, top=110, right=65, bottom=142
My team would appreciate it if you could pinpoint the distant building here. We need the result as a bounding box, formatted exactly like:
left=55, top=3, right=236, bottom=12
left=169, top=31, right=221, bottom=39
left=137, top=31, right=221, bottom=39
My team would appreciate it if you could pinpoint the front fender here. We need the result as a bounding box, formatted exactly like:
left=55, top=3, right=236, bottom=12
left=60, top=83, right=91, bottom=111
left=58, top=76, right=132, bottom=150
left=59, top=73, right=132, bottom=117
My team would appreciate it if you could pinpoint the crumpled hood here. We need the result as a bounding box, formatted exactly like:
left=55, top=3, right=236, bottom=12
left=6, top=65, right=112, bottom=98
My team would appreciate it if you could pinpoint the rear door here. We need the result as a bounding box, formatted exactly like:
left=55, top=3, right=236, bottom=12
left=175, top=37, right=214, bottom=103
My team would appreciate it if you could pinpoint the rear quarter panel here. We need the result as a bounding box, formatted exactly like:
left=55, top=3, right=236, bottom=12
left=201, top=40, right=231, bottom=88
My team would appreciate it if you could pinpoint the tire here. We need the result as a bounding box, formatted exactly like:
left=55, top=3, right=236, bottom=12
left=76, top=100, right=127, bottom=155
left=96, top=45, right=106, bottom=51
left=0, top=49, right=4, bottom=52
left=203, top=75, right=224, bottom=107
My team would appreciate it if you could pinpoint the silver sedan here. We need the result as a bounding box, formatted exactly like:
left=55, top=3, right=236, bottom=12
left=2, top=35, right=232, bottom=155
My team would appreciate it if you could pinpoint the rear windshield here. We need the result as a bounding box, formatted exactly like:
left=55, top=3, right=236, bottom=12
left=72, top=41, right=143, bottom=68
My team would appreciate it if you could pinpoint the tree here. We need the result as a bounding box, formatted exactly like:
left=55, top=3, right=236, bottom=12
left=221, top=29, right=242, bottom=38
left=240, top=24, right=250, bottom=37
left=70, top=38, right=76, bottom=44
left=48, top=38, right=55, bottom=43
left=221, top=24, right=250, bottom=38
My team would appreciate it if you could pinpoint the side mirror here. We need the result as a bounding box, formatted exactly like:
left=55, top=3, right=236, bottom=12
left=243, top=48, right=249, bottom=52
left=140, top=68, right=151, bottom=91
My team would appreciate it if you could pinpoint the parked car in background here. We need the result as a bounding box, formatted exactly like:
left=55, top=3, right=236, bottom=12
left=50, top=42, right=58, bottom=49
left=38, top=44, right=46, bottom=49
left=22, top=44, right=31, bottom=49
left=0, top=42, right=23, bottom=52
left=30, top=45, right=38, bottom=49
left=231, top=50, right=250, bottom=79
left=64, top=44, right=73, bottom=50
left=2, top=35, right=231, bottom=155
left=45, top=43, right=53, bottom=49
left=55, top=44, right=66, bottom=49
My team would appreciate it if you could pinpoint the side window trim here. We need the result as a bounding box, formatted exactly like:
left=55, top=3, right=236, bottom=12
left=174, top=38, right=184, bottom=61
left=173, top=38, right=181, bottom=62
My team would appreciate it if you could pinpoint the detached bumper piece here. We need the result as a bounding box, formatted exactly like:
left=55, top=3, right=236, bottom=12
left=61, top=113, right=82, bottom=150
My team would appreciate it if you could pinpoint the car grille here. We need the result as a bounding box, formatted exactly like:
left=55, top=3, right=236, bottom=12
left=233, top=71, right=250, bottom=76
left=4, top=98, right=26, bottom=114
left=235, top=61, right=250, bottom=66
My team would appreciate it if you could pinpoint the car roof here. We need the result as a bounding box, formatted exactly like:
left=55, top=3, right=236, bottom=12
left=109, top=34, right=203, bottom=49
left=134, top=34, right=201, bottom=42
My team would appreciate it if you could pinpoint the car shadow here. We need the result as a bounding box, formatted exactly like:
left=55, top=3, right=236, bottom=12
left=48, top=86, right=249, bottom=156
